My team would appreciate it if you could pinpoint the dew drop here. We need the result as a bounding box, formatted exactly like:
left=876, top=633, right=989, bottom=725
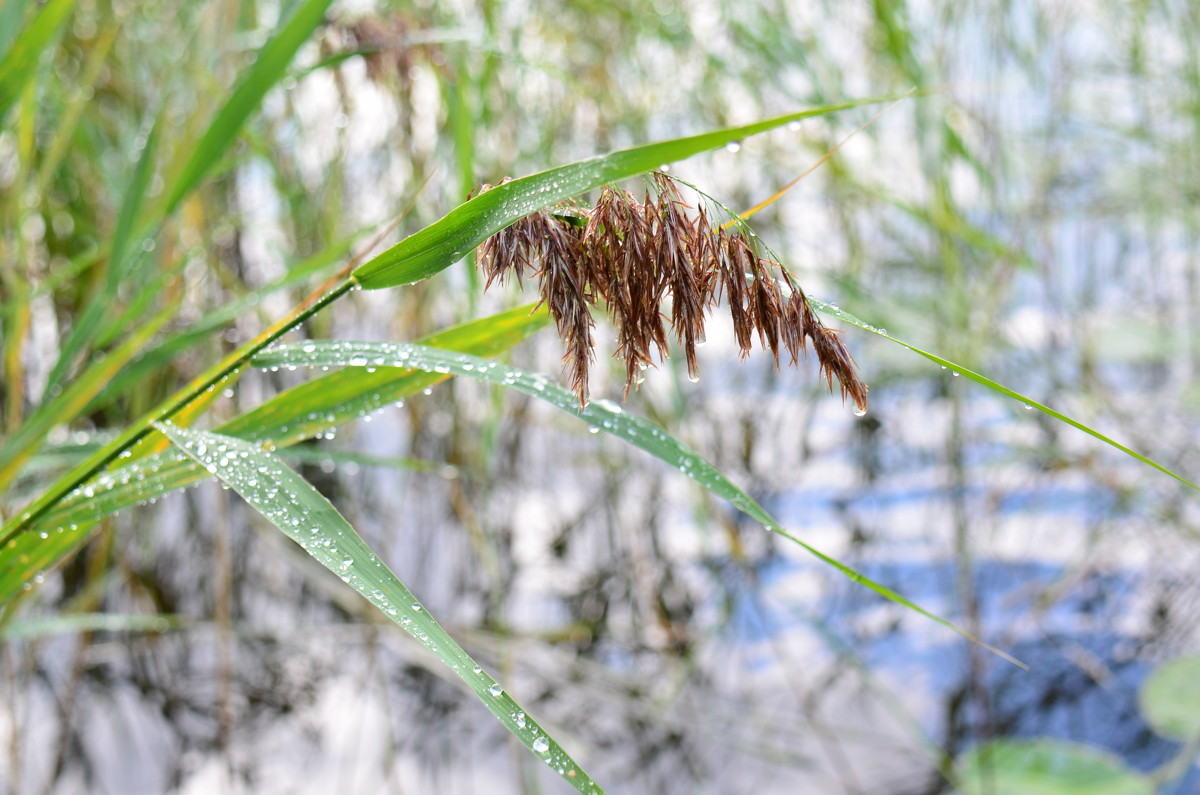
left=533, top=737, right=550, bottom=754
left=658, top=163, right=671, bottom=173
left=725, top=141, right=742, bottom=153
left=853, top=407, right=867, bottom=417
left=587, top=425, right=600, bottom=434
left=488, top=683, right=504, bottom=697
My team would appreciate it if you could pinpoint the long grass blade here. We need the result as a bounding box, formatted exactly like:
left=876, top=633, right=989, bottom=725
left=811, top=301, right=1200, bottom=491
left=156, top=423, right=605, bottom=795
left=351, top=96, right=901, bottom=289
left=252, top=341, right=1023, bottom=667
left=162, top=0, right=334, bottom=214
left=0, top=0, right=76, bottom=123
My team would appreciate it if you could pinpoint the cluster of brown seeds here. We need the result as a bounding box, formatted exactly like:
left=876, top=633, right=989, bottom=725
left=477, top=173, right=868, bottom=413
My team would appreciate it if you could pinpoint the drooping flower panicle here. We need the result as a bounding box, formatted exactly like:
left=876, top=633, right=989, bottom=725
left=476, top=174, right=868, bottom=413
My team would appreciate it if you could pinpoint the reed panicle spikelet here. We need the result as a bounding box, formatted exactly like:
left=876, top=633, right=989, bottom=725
left=475, top=174, right=868, bottom=413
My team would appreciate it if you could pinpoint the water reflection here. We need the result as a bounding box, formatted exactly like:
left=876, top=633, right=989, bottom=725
left=7, top=355, right=1197, bottom=792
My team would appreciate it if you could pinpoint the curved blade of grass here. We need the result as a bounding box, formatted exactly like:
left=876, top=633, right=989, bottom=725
left=0, top=306, right=551, bottom=606
left=253, top=341, right=1023, bottom=667
left=156, top=423, right=604, bottom=795
left=352, top=95, right=900, bottom=289
left=220, top=303, right=551, bottom=444
left=0, top=0, right=76, bottom=123
left=811, top=300, right=1199, bottom=492
left=162, top=0, right=334, bottom=215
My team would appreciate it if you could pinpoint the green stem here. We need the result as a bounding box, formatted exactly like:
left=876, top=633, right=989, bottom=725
left=0, top=278, right=357, bottom=543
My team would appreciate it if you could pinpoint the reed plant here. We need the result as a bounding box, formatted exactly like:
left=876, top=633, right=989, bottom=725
left=1, top=0, right=1196, bottom=792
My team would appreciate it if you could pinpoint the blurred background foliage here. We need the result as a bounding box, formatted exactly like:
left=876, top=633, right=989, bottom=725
left=1, top=0, right=1199, bottom=792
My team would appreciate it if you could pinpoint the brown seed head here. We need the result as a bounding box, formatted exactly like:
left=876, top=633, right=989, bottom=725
left=475, top=174, right=868, bottom=413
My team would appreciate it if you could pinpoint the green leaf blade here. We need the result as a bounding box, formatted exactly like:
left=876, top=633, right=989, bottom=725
left=253, top=340, right=1021, bottom=666
left=0, top=0, right=76, bottom=123
left=156, top=423, right=604, bottom=795
left=352, top=97, right=893, bottom=289
left=814, top=301, right=1199, bottom=492
left=163, top=0, right=335, bottom=214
